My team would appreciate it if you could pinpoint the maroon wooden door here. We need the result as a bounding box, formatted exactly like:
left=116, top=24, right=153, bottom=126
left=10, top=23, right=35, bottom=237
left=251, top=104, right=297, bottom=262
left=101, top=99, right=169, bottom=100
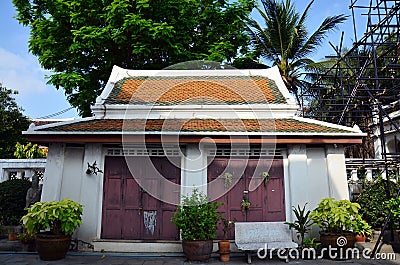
left=207, top=157, right=285, bottom=239
left=101, top=156, right=180, bottom=240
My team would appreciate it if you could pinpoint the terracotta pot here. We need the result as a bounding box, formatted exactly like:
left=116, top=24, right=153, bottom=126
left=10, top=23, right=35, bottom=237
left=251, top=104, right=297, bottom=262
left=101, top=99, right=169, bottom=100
left=218, top=240, right=230, bottom=262
left=220, top=253, right=230, bottom=262
left=8, top=232, right=17, bottom=241
left=36, top=233, right=71, bottom=261
left=355, top=234, right=367, bottom=243
left=182, top=240, right=213, bottom=261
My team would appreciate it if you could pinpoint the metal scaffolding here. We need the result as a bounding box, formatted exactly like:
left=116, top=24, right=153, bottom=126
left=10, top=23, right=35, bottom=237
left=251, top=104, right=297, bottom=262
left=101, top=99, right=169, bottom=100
left=302, top=1, right=400, bottom=256
left=303, top=0, right=400, bottom=164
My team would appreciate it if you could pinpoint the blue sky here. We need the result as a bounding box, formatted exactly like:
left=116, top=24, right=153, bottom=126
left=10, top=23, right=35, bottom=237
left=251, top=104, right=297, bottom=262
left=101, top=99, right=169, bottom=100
left=0, top=0, right=364, bottom=119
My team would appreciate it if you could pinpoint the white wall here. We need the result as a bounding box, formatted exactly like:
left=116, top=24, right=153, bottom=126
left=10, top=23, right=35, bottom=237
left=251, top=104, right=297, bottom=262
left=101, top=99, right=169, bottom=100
left=60, top=147, right=84, bottom=201
left=42, top=142, right=350, bottom=245
left=326, top=144, right=350, bottom=200
left=286, top=144, right=349, bottom=241
left=41, top=143, right=65, bottom=202
left=306, top=148, right=330, bottom=209
left=79, top=144, right=104, bottom=242
left=180, top=144, right=208, bottom=197
left=287, top=144, right=308, bottom=210
left=40, top=143, right=105, bottom=242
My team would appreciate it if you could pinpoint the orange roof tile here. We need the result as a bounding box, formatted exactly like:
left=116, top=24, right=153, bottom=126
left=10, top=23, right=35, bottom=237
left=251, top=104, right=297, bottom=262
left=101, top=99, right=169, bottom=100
left=37, top=119, right=351, bottom=133
left=105, top=76, right=287, bottom=105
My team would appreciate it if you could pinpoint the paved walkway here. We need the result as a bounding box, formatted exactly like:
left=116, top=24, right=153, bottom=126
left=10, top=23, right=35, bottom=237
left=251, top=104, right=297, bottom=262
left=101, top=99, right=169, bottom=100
left=1, top=239, right=400, bottom=265
left=1, top=252, right=400, bottom=265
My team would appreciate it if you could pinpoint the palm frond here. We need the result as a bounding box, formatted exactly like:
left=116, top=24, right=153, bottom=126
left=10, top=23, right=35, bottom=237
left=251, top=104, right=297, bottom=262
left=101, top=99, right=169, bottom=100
left=247, top=18, right=278, bottom=63
left=296, top=14, right=348, bottom=59
left=298, top=0, right=314, bottom=26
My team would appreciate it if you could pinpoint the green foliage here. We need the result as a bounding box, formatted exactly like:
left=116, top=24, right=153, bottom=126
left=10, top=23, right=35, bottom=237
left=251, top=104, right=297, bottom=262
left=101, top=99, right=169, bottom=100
left=303, top=237, right=320, bottom=249
left=356, top=179, right=400, bottom=229
left=285, top=204, right=312, bottom=247
left=14, top=142, right=47, bottom=159
left=17, top=230, right=35, bottom=243
left=0, top=85, right=30, bottom=158
left=21, top=198, right=83, bottom=236
left=310, top=198, right=361, bottom=234
left=171, top=188, right=222, bottom=240
left=386, top=196, right=400, bottom=229
left=353, top=218, right=372, bottom=237
left=240, top=198, right=251, bottom=213
left=0, top=179, right=32, bottom=225
left=220, top=217, right=235, bottom=240
left=247, top=0, right=347, bottom=105
left=13, top=0, right=255, bottom=117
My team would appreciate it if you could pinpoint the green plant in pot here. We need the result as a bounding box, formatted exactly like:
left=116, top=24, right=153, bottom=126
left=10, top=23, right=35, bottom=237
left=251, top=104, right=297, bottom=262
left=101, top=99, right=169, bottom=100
left=171, top=188, right=222, bottom=261
left=17, top=231, right=36, bottom=252
left=301, top=237, right=321, bottom=259
left=21, top=198, right=83, bottom=261
left=0, top=178, right=31, bottom=240
left=309, top=198, right=360, bottom=258
left=218, top=217, right=235, bottom=262
left=284, top=203, right=312, bottom=248
left=353, top=218, right=372, bottom=243
left=356, top=179, right=400, bottom=229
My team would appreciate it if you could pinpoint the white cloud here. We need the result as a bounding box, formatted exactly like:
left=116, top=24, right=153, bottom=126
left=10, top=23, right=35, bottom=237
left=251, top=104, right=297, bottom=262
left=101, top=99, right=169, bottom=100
left=0, top=47, right=48, bottom=93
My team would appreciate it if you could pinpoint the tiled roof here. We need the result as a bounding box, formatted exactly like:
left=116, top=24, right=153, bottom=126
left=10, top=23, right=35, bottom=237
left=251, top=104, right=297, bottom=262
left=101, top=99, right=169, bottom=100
left=31, top=120, right=62, bottom=126
left=36, top=118, right=352, bottom=133
left=105, top=76, right=287, bottom=105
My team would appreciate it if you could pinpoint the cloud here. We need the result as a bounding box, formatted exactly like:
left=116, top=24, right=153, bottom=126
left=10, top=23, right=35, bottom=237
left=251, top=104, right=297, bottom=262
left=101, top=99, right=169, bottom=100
left=0, top=47, right=48, bottom=93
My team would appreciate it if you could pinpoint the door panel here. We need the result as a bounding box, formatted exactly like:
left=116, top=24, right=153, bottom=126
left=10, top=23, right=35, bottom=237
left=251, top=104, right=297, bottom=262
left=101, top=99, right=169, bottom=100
left=102, top=156, right=180, bottom=240
left=207, top=157, right=285, bottom=239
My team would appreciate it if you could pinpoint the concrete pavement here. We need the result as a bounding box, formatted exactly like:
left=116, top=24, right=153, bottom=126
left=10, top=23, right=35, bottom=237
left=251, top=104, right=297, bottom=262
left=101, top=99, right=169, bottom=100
left=1, top=251, right=400, bottom=265
left=1, top=239, right=400, bottom=265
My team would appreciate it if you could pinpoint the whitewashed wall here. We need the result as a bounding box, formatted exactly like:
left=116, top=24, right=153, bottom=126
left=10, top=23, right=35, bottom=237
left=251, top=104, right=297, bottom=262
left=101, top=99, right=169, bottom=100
left=42, top=142, right=350, bottom=245
left=41, top=143, right=104, bottom=242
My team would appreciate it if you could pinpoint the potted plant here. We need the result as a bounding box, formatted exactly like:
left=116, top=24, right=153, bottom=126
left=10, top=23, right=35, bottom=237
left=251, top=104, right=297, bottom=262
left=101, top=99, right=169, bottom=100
left=384, top=196, right=400, bottom=244
left=171, top=188, right=222, bottom=261
left=241, top=198, right=251, bottom=214
left=21, top=198, right=83, bottom=261
left=284, top=203, right=312, bottom=248
left=17, top=231, right=36, bottom=252
left=6, top=224, right=19, bottom=241
left=0, top=178, right=31, bottom=241
left=301, top=237, right=321, bottom=259
left=218, top=217, right=235, bottom=262
left=353, top=218, right=372, bottom=243
left=309, top=198, right=360, bottom=258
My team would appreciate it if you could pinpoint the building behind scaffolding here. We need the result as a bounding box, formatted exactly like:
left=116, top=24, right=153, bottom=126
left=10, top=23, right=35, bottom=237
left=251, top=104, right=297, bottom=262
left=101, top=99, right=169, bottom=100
left=303, top=0, right=400, bottom=177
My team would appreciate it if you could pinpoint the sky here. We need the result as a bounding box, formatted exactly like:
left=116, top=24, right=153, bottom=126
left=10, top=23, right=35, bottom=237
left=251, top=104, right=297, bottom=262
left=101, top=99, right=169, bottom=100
left=0, top=0, right=366, bottom=120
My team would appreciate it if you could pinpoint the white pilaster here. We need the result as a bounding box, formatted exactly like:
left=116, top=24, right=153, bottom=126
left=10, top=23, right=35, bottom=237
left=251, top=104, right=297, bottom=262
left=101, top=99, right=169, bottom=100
left=287, top=144, right=308, bottom=211
left=326, top=145, right=349, bottom=200
left=306, top=148, right=330, bottom=209
left=181, top=144, right=207, bottom=198
left=41, top=143, right=65, bottom=202
left=78, top=143, right=104, bottom=242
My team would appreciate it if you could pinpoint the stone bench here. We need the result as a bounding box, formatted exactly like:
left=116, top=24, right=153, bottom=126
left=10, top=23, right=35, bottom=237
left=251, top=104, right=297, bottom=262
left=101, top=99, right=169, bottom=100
left=235, top=222, right=298, bottom=263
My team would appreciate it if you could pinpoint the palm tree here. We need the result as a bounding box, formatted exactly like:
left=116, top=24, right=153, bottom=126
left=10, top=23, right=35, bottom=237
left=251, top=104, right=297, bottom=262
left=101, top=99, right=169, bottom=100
left=247, top=0, right=348, bottom=105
